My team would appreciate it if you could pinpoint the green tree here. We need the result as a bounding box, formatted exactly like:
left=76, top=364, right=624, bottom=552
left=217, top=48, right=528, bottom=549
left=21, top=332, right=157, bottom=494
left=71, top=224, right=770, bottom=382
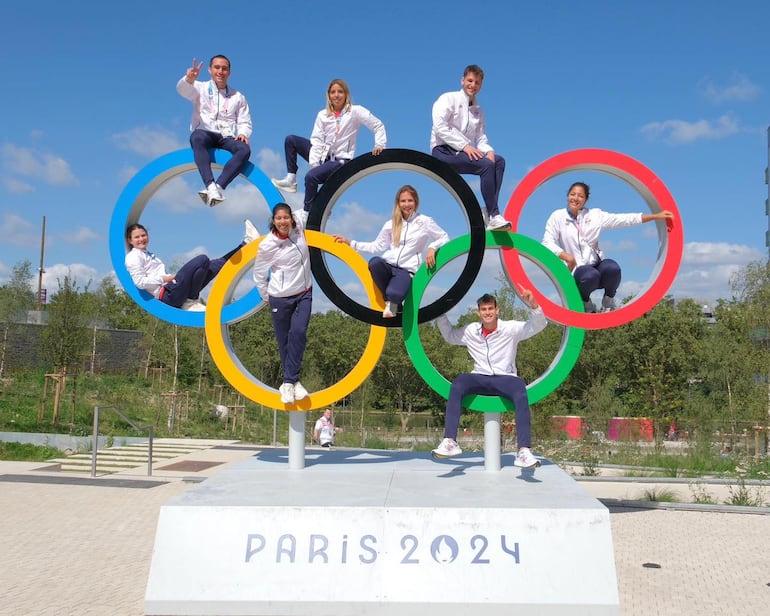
left=40, top=275, right=91, bottom=372
left=95, top=276, right=146, bottom=330
left=0, top=260, right=36, bottom=377
left=728, top=260, right=770, bottom=433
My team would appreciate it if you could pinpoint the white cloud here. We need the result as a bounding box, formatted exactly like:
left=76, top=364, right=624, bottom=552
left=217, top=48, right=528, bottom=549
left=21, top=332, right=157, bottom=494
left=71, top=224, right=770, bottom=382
left=0, top=213, right=38, bottom=247
left=40, top=263, right=99, bottom=298
left=60, top=226, right=100, bottom=245
left=699, top=73, right=760, bottom=104
left=256, top=147, right=284, bottom=179
left=682, top=241, right=763, bottom=266
left=118, top=165, right=139, bottom=184
left=638, top=241, right=763, bottom=303
left=2, top=178, right=34, bottom=193
left=324, top=200, right=387, bottom=239
left=209, top=182, right=272, bottom=225
left=600, top=238, right=638, bottom=253
left=0, top=143, right=78, bottom=187
left=640, top=114, right=739, bottom=145
left=112, top=127, right=185, bottom=158
left=168, top=245, right=209, bottom=270
left=151, top=176, right=202, bottom=214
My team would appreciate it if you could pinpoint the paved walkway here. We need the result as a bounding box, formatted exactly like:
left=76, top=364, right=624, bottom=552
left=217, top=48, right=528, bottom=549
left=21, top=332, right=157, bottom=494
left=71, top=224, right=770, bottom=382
left=0, top=441, right=768, bottom=615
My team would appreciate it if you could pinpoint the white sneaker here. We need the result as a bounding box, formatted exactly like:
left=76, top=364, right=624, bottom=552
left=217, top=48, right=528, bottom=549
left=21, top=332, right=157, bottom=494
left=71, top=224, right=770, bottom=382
left=197, top=189, right=210, bottom=205
left=207, top=182, right=225, bottom=207
left=382, top=301, right=398, bottom=318
left=181, top=299, right=206, bottom=312
left=431, top=437, right=462, bottom=459
left=486, top=214, right=512, bottom=231
left=601, top=296, right=616, bottom=312
left=271, top=177, right=298, bottom=193
left=514, top=447, right=540, bottom=468
left=244, top=219, right=260, bottom=242
left=293, top=381, right=308, bottom=400
left=279, top=383, right=295, bottom=404
left=583, top=300, right=597, bottom=314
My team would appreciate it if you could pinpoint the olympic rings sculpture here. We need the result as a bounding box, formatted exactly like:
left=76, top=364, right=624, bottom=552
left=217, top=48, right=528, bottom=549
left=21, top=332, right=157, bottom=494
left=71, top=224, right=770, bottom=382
left=307, top=148, right=486, bottom=326
left=109, top=149, right=283, bottom=327
left=501, top=149, right=683, bottom=330
left=403, top=231, right=585, bottom=410
left=112, top=147, right=681, bottom=412
left=205, top=231, right=387, bottom=409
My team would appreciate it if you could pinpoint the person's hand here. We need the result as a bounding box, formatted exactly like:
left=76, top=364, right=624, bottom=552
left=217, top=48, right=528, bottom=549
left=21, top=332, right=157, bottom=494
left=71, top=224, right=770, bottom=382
left=485, top=151, right=496, bottom=162
left=560, top=252, right=576, bottom=271
left=185, top=58, right=203, bottom=83
left=426, top=247, right=437, bottom=268
left=236, top=134, right=249, bottom=145
left=163, top=274, right=175, bottom=283
left=333, top=234, right=350, bottom=245
left=372, top=145, right=384, bottom=156
left=517, top=284, right=538, bottom=309
left=661, top=209, right=675, bottom=232
left=462, top=144, right=485, bottom=161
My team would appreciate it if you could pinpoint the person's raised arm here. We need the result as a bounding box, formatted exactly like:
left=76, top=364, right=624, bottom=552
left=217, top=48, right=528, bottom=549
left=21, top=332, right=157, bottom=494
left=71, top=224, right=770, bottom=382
left=436, top=314, right=466, bottom=345
left=184, top=58, right=203, bottom=83
left=516, top=284, right=547, bottom=339
left=336, top=221, right=391, bottom=254
left=177, top=58, right=203, bottom=98
left=641, top=210, right=674, bottom=223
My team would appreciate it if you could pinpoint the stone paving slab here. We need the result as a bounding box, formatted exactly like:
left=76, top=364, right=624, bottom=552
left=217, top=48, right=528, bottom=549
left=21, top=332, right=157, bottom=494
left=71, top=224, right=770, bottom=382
left=1, top=444, right=769, bottom=615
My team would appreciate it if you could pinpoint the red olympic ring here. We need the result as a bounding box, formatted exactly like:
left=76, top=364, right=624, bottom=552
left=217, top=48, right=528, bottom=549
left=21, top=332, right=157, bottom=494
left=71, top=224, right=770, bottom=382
left=501, top=148, right=683, bottom=329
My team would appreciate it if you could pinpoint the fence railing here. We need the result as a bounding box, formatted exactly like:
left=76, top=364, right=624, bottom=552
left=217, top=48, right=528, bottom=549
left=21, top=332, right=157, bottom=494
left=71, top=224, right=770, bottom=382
left=91, top=405, right=154, bottom=477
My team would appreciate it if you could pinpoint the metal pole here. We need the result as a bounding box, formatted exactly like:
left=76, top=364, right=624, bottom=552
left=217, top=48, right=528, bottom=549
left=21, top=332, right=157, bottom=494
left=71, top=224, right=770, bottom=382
left=91, top=406, right=99, bottom=477
left=147, top=427, right=154, bottom=476
left=36, top=216, right=46, bottom=311
left=288, top=411, right=306, bottom=469
left=484, top=412, right=502, bottom=472
left=272, top=409, right=277, bottom=446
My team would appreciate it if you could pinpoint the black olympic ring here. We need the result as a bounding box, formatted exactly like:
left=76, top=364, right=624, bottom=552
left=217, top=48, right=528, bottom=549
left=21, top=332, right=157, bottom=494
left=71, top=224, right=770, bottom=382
left=306, top=148, right=486, bottom=326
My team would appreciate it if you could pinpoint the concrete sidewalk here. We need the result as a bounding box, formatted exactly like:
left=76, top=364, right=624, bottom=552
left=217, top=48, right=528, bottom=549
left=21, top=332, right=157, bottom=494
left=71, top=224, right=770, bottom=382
left=1, top=442, right=768, bottom=615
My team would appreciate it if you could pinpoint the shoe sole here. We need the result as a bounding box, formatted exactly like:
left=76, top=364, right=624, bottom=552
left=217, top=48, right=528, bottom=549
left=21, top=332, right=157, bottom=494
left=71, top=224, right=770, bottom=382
left=487, top=223, right=512, bottom=232
left=431, top=450, right=462, bottom=459
left=208, top=197, right=225, bottom=207
left=271, top=180, right=297, bottom=193
left=514, top=460, right=541, bottom=469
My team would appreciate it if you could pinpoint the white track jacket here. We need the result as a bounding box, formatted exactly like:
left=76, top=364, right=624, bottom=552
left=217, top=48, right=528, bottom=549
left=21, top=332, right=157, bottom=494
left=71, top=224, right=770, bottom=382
left=309, top=104, right=386, bottom=166
left=252, top=210, right=311, bottom=299
left=542, top=207, right=643, bottom=268
left=176, top=78, right=252, bottom=139
left=436, top=308, right=547, bottom=376
left=351, top=213, right=449, bottom=274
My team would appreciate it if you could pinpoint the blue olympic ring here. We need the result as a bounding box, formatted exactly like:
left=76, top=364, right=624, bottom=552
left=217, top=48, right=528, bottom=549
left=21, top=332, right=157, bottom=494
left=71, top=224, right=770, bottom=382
left=109, top=149, right=283, bottom=327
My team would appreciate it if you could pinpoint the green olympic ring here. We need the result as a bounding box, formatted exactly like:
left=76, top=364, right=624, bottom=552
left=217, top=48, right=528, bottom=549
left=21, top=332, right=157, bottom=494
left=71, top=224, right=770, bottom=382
left=403, top=231, right=585, bottom=411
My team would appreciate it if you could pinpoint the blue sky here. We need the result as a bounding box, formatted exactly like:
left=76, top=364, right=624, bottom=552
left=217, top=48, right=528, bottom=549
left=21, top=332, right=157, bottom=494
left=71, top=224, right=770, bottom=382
left=4, top=1, right=769, bottom=317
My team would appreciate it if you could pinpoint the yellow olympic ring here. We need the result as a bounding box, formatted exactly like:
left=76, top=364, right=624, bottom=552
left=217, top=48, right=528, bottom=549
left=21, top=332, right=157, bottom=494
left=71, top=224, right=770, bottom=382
left=205, top=230, right=387, bottom=411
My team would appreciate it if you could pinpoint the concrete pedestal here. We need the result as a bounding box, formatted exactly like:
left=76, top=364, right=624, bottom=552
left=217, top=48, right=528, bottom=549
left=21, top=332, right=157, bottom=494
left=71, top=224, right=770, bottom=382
left=145, top=448, right=619, bottom=615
